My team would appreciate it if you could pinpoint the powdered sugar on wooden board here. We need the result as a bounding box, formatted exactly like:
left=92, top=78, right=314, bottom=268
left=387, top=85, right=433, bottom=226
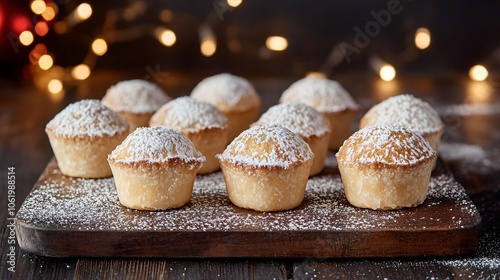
left=279, top=77, right=359, bottom=113
left=17, top=153, right=479, bottom=232
left=439, top=142, right=500, bottom=175
left=253, top=102, right=331, bottom=138
left=46, top=99, right=129, bottom=138
left=436, top=102, right=500, bottom=117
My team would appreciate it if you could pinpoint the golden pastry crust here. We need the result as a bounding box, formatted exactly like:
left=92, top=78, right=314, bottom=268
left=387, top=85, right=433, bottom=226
left=46, top=131, right=127, bottom=178
left=108, top=127, right=205, bottom=210
left=279, top=77, right=359, bottom=150
left=336, top=125, right=436, bottom=210
left=252, top=102, right=331, bottom=176
left=45, top=99, right=129, bottom=178
left=217, top=125, right=314, bottom=211
left=190, top=73, right=261, bottom=141
left=102, top=79, right=171, bottom=131
left=149, top=97, right=228, bottom=174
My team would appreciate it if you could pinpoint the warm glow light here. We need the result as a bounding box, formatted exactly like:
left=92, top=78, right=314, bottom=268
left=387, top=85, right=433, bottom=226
left=265, top=36, right=288, bottom=51
left=48, top=79, right=63, bottom=94
left=31, top=0, right=46, bottom=15
left=159, top=10, right=173, bottom=22
left=19, top=30, right=34, bottom=46
left=306, top=72, right=326, bottom=78
left=415, top=27, right=431, bottom=50
left=75, top=3, right=92, bottom=21
left=54, top=22, right=67, bottom=34
left=38, top=54, right=53, bottom=70
left=201, top=39, right=216, bottom=57
left=71, top=64, right=91, bottom=80
left=91, top=38, right=108, bottom=56
left=379, top=64, right=396, bottom=81
left=42, top=6, right=56, bottom=21
left=227, top=0, right=243, bottom=8
left=158, top=29, right=176, bottom=47
left=35, top=21, right=49, bottom=36
left=469, top=65, right=489, bottom=82
left=467, top=81, right=492, bottom=104
left=12, top=16, right=31, bottom=33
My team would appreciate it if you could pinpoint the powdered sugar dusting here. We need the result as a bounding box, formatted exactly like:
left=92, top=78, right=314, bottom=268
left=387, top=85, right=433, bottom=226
left=279, top=77, right=359, bottom=113
left=337, top=125, right=436, bottom=166
left=216, top=125, right=314, bottom=168
left=46, top=99, right=129, bottom=138
left=102, top=79, right=171, bottom=114
left=16, top=153, right=480, bottom=233
left=253, top=102, right=331, bottom=138
left=361, top=94, right=443, bottom=135
left=150, top=97, right=228, bottom=133
left=109, top=126, right=205, bottom=164
left=190, top=73, right=260, bottom=112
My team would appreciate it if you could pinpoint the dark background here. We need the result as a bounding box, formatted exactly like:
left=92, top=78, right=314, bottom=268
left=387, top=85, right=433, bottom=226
left=1, top=0, right=500, bottom=80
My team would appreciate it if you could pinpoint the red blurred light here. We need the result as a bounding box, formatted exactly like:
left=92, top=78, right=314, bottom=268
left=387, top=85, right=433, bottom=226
left=0, top=9, right=3, bottom=33
left=12, top=15, right=31, bottom=33
left=35, top=21, right=48, bottom=36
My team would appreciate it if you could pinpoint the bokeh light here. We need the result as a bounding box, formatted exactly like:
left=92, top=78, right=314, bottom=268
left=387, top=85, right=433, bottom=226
left=31, top=0, right=47, bottom=15
left=71, top=64, right=91, bottom=80
left=415, top=28, right=431, bottom=50
left=158, top=29, right=176, bottom=47
left=91, top=38, right=108, bottom=56
left=19, top=30, right=34, bottom=46
left=379, top=64, right=396, bottom=81
left=227, top=0, right=243, bottom=8
left=35, top=21, right=49, bottom=36
left=75, top=3, right=92, bottom=21
left=265, top=36, right=288, bottom=51
left=469, top=65, right=489, bottom=82
left=48, top=79, right=63, bottom=94
left=201, top=39, right=216, bottom=57
left=38, top=54, right=54, bottom=70
left=42, top=4, right=58, bottom=21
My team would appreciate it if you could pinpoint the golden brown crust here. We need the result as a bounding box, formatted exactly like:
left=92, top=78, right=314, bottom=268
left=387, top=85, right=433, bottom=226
left=219, top=158, right=313, bottom=212
left=46, top=129, right=128, bottom=178
left=336, top=125, right=436, bottom=210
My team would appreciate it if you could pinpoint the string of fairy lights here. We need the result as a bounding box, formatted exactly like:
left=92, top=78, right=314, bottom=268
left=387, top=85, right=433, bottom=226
left=16, top=0, right=492, bottom=96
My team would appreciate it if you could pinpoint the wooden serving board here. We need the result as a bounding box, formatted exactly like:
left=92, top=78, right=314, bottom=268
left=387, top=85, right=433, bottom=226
left=16, top=153, right=481, bottom=258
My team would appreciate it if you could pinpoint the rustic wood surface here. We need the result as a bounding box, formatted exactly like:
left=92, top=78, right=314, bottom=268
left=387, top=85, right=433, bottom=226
left=15, top=157, right=481, bottom=258
left=1, top=72, right=499, bottom=279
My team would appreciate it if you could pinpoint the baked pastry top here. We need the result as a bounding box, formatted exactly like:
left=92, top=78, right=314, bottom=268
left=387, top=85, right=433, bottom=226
left=253, top=102, right=331, bottom=138
left=279, top=77, right=359, bottom=113
left=190, top=73, right=260, bottom=113
left=102, top=79, right=171, bottom=114
left=336, top=125, right=436, bottom=168
left=109, top=126, right=205, bottom=168
left=150, top=97, right=227, bottom=133
left=360, top=94, right=443, bottom=136
left=217, top=124, right=313, bottom=169
left=46, top=99, right=129, bottom=138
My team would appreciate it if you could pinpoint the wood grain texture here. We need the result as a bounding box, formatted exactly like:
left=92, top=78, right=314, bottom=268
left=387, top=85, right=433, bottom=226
left=74, top=259, right=288, bottom=280
left=15, top=157, right=481, bottom=258
left=2, top=75, right=499, bottom=278
left=293, top=259, right=500, bottom=280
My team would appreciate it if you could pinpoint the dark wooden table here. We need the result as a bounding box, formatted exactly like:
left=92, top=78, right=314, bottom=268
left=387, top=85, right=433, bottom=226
left=2, top=72, right=499, bottom=279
